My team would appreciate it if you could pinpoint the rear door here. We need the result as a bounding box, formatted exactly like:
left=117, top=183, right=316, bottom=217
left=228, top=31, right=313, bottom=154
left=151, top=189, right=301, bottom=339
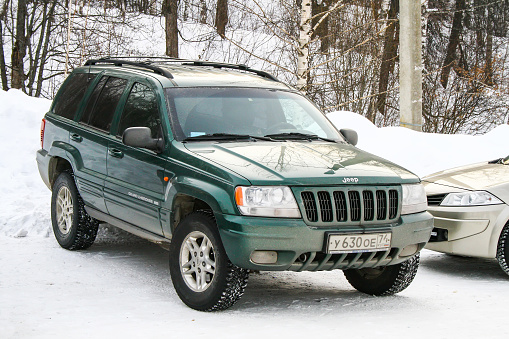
left=70, top=75, right=129, bottom=213
left=105, top=80, right=169, bottom=236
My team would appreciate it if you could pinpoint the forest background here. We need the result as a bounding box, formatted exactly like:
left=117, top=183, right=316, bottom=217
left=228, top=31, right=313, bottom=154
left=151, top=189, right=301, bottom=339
left=1, top=0, right=508, bottom=134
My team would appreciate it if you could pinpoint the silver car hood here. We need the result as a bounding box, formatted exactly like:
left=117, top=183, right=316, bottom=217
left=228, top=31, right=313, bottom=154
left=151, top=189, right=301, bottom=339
left=422, top=161, right=509, bottom=194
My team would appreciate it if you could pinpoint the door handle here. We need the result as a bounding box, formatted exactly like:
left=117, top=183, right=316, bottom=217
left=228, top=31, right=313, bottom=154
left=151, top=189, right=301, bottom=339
left=108, top=148, right=124, bottom=158
left=70, top=133, right=82, bottom=142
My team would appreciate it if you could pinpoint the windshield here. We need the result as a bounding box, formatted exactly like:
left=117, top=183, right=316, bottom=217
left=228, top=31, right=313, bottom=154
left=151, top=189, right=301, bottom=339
left=165, top=87, right=344, bottom=142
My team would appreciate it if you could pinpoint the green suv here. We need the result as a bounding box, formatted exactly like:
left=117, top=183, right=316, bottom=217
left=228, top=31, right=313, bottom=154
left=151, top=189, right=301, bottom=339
left=37, top=57, right=433, bottom=311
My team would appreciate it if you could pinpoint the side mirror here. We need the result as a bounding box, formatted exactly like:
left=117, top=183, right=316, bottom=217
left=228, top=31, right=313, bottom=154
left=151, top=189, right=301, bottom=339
left=123, top=127, right=164, bottom=153
left=340, top=128, right=358, bottom=146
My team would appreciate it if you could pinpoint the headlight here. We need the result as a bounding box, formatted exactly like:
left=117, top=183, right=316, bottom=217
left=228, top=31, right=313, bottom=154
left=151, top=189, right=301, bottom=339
left=401, top=184, right=427, bottom=215
left=235, top=186, right=301, bottom=218
left=440, top=191, right=503, bottom=206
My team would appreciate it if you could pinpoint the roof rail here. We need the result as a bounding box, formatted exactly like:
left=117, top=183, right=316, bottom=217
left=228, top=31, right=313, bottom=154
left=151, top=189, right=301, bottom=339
left=183, top=61, right=279, bottom=81
left=84, top=59, right=174, bottom=79
left=85, top=56, right=279, bottom=82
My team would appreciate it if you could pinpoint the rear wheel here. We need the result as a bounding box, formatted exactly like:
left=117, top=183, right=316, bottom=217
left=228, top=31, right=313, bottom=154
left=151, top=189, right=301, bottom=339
left=169, top=212, right=249, bottom=311
left=51, top=171, right=99, bottom=250
left=343, top=253, right=420, bottom=296
left=496, top=222, right=509, bottom=276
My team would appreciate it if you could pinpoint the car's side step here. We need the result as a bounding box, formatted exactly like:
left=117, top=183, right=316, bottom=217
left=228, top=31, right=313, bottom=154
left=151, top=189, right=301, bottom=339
left=85, top=206, right=171, bottom=247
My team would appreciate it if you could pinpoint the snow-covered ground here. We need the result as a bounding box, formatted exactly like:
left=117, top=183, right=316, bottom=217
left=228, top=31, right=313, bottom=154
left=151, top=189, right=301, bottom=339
left=1, top=89, right=508, bottom=338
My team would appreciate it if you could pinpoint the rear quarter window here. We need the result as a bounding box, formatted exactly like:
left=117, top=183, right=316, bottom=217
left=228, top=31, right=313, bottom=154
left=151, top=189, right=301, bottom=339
left=53, top=73, right=95, bottom=119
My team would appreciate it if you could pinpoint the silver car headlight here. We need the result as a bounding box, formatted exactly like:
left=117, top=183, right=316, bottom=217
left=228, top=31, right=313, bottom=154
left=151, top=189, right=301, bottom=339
left=235, top=186, right=301, bottom=218
left=401, top=184, right=427, bottom=215
left=440, top=191, right=503, bottom=206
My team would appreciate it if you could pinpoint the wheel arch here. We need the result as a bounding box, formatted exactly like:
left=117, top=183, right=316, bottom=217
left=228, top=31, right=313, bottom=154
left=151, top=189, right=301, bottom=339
left=46, top=140, right=85, bottom=187
left=488, top=207, right=509, bottom=257
left=167, top=179, right=237, bottom=235
left=48, top=156, right=73, bottom=188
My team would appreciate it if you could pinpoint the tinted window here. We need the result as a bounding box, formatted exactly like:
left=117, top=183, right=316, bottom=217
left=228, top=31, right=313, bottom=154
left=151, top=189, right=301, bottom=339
left=117, top=83, right=161, bottom=138
left=80, top=76, right=107, bottom=125
left=86, top=77, right=128, bottom=132
left=54, top=73, right=95, bottom=119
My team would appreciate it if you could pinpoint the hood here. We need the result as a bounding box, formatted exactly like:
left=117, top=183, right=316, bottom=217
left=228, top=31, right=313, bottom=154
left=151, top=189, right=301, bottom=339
left=184, top=141, right=418, bottom=186
left=423, top=161, right=509, bottom=193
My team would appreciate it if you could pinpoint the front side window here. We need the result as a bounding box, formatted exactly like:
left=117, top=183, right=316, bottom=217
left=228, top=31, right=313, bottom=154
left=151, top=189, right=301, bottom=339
left=117, top=83, right=161, bottom=138
left=54, top=73, right=95, bottom=119
left=165, top=88, right=342, bottom=141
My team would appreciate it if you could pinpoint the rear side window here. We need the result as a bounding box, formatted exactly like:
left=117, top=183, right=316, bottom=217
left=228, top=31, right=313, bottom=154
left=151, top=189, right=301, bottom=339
left=80, top=76, right=108, bottom=125
left=81, top=76, right=128, bottom=132
left=53, top=73, right=95, bottom=119
left=117, top=83, right=161, bottom=138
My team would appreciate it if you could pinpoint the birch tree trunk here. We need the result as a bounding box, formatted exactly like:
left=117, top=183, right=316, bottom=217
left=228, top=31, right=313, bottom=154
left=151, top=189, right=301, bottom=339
left=296, top=0, right=312, bottom=92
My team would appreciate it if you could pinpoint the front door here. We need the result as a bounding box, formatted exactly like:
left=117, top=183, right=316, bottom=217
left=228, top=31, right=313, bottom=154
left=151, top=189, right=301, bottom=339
left=105, top=81, right=168, bottom=236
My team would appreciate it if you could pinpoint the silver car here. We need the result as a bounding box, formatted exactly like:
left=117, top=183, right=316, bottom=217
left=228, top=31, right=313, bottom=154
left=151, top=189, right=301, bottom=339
left=423, top=155, right=509, bottom=276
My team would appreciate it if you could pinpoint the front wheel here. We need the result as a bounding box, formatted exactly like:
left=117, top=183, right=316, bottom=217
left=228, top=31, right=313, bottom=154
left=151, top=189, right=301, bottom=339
left=496, top=222, right=509, bottom=276
left=343, top=253, right=420, bottom=296
left=169, top=212, right=249, bottom=311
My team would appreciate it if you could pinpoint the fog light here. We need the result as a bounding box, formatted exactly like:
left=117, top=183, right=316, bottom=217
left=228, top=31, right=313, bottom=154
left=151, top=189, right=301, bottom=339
left=400, top=244, right=419, bottom=257
left=250, top=251, right=278, bottom=264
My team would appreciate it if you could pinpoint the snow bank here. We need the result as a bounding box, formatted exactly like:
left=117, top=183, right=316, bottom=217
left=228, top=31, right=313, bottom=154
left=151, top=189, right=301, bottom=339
left=0, top=89, right=52, bottom=237
left=328, top=111, right=509, bottom=177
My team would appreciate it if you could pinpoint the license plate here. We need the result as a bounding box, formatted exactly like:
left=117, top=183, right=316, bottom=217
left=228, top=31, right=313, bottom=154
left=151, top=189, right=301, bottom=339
left=327, top=233, right=391, bottom=253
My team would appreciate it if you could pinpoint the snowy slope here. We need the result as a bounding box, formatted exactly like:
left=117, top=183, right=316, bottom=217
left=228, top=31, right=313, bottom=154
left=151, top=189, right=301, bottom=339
left=0, top=89, right=508, bottom=338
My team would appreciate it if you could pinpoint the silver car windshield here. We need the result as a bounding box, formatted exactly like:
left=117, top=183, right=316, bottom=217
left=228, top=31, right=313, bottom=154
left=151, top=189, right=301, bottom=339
left=165, top=87, right=343, bottom=142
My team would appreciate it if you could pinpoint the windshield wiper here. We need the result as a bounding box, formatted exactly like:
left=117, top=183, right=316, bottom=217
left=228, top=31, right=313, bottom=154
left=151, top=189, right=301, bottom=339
left=264, top=132, right=338, bottom=143
left=183, top=133, right=274, bottom=142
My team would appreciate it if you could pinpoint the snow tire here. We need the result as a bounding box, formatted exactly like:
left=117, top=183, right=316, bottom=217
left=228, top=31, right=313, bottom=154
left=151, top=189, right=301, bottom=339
left=343, top=253, right=420, bottom=296
left=496, top=221, right=509, bottom=276
left=51, top=171, right=99, bottom=250
left=169, top=211, right=249, bottom=311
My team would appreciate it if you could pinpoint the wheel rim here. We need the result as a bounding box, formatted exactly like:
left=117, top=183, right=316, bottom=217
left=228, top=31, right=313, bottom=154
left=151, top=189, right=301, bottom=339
left=179, top=231, right=216, bottom=292
left=56, top=186, right=73, bottom=235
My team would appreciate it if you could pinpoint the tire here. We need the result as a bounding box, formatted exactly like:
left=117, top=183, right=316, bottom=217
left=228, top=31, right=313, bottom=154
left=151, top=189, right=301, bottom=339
left=496, top=222, right=509, bottom=276
left=343, top=253, right=420, bottom=296
left=169, top=211, right=249, bottom=311
left=51, top=171, right=99, bottom=250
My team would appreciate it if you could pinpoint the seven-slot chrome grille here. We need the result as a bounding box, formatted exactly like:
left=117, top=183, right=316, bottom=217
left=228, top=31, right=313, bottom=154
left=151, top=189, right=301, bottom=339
left=296, top=186, right=400, bottom=226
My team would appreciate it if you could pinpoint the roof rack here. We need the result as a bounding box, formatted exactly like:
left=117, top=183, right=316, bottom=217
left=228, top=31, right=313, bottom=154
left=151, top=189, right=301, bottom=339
left=84, top=59, right=174, bottom=79
left=84, top=57, right=279, bottom=82
left=183, top=61, right=279, bottom=81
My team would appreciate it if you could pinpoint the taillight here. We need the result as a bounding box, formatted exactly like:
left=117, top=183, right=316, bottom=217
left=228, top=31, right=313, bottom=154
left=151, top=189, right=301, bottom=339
left=40, top=118, right=46, bottom=148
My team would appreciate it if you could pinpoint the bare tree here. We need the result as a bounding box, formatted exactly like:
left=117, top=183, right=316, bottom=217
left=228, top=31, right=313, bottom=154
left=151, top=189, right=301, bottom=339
left=163, top=0, right=179, bottom=57
left=11, top=0, right=27, bottom=89
left=215, top=0, right=228, bottom=38
left=0, top=0, right=10, bottom=90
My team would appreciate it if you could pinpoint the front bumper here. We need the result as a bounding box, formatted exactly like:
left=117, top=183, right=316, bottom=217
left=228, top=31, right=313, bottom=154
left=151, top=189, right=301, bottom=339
left=425, top=204, right=508, bottom=258
left=216, top=211, right=433, bottom=271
